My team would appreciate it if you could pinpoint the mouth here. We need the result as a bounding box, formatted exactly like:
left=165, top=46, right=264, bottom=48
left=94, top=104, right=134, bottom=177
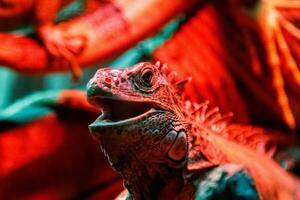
left=89, top=97, right=158, bottom=130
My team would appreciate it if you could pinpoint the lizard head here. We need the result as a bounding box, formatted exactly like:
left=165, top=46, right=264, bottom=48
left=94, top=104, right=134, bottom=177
left=87, top=62, right=190, bottom=172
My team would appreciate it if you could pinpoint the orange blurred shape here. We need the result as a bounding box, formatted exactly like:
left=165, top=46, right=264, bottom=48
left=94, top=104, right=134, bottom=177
left=0, top=114, right=123, bottom=199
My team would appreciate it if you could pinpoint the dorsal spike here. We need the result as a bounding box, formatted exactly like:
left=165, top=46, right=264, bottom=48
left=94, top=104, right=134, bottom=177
left=155, top=61, right=161, bottom=68
left=185, top=100, right=192, bottom=110
left=173, top=77, right=191, bottom=94
left=161, top=63, right=169, bottom=74
left=200, top=104, right=209, bottom=122
left=198, top=101, right=209, bottom=109
left=191, top=101, right=208, bottom=115
left=206, top=113, right=222, bottom=127
left=205, top=107, right=220, bottom=120
left=167, top=71, right=179, bottom=83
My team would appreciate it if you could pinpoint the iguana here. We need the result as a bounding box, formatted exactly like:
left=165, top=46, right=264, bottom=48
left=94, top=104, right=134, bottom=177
left=87, top=62, right=300, bottom=200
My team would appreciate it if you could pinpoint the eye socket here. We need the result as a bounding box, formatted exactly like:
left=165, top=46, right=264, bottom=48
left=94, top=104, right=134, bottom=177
left=140, top=68, right=154, bottom=87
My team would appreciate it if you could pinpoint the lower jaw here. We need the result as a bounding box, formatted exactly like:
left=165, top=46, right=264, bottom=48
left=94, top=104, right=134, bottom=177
left=89, top=108, right=161, bottom=130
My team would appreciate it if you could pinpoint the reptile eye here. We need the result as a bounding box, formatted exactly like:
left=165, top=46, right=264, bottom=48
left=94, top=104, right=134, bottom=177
left=141, top=68, right=154, bottom=87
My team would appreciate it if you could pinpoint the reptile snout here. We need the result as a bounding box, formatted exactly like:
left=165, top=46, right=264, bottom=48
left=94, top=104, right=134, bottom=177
left=87, top=68, right=124, bottom=98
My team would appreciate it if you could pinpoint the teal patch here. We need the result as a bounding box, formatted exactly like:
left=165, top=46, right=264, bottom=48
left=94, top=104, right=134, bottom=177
left=195, top=165, right=259, bottom=200
left=11, top=24, right=34, bottom=35
left=55, top=0, right=86, bottom=23
left=87, top=84, right=111, bottom=98
left=0, top=90, right=60, bottom=124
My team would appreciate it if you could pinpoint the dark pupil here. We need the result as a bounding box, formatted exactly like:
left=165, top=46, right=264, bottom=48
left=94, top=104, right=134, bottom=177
left=141, top=70, right=153, bottom=86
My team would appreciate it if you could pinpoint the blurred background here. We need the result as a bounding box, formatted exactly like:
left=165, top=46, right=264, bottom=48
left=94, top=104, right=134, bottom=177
left=0, top=0, right=300, bottom=199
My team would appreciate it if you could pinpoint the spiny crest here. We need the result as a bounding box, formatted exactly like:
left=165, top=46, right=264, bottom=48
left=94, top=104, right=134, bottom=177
left=154, top=61, right=232, bottom=131
left=186, top=101, right=234, bottom=170
left=184, top=100, right=233, bottom=134
left=154, top=61, right=191, bottom=96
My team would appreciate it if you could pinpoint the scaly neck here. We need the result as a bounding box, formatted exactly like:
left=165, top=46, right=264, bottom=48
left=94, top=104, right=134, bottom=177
left=119, top=159, right=184, bottom=200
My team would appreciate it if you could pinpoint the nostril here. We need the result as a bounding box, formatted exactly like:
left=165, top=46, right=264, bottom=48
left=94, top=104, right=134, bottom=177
left=104, top=77, right=112, bottom=87
left=105, top=77, right=112, bottom=83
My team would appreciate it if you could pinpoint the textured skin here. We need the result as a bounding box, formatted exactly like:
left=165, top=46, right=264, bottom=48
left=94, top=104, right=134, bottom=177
left=87, top=62, right=300, bottom=200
